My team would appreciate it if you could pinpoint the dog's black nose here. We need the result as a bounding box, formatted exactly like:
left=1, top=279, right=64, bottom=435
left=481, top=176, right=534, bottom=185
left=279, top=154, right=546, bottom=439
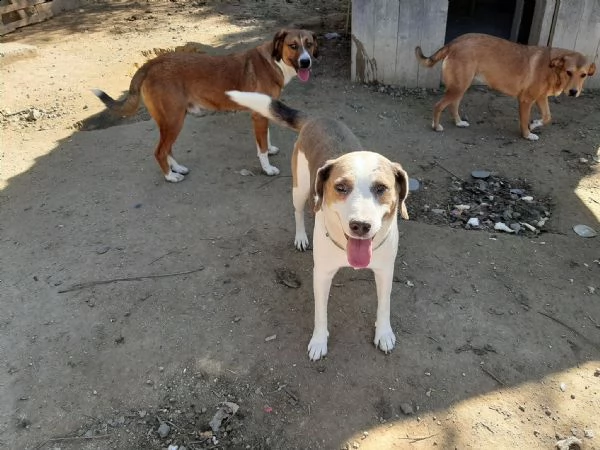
left=349, top=220, right=371, bottom=237
left=299, top=57, right=311, bottom=69
left=569, top=89, right=578, bottom=96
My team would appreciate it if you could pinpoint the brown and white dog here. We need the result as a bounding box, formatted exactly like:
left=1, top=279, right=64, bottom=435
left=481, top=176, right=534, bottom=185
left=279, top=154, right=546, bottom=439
left=415, top=33, right=596, bottom=140
left=227, top=90, right=410, bottom=360
left=92, top=29, right=318, bottom=182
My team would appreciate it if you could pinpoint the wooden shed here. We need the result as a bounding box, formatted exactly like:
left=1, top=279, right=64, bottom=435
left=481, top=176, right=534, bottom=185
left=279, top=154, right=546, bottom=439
left=351, top=0, right=600, bottom=89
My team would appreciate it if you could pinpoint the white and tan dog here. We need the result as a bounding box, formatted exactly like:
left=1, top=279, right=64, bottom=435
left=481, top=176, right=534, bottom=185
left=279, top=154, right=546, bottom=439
left=227, top=91, right=410, bottom=360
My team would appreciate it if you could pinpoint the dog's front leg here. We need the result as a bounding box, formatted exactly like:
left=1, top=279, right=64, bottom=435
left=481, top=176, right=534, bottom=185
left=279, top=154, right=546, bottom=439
left=252, top=112, right=280, bottom=176
left=529, top=97, right=552, bottom=131
left=518, top=98, right=539, bottom=141
left=372, top=264, right=396, bottom=353
left=308, top=266, right=337, bottom=361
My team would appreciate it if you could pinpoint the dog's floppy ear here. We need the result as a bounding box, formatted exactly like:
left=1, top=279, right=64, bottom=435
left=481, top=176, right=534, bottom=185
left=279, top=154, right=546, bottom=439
left=550, top=56, right=565, bottom=69
left=392, top=162, right=410, bottom=220
left=311, top=32, right=319, bottom=58
left=588, top=63, right=596, bottom=77
left=272, top=29, right=288, bottom=61
left=314, top=160, right=335, bottom=212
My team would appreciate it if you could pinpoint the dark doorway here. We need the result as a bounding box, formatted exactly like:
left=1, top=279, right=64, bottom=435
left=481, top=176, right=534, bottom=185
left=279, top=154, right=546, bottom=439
left=445, top=0, right=535, bottom=44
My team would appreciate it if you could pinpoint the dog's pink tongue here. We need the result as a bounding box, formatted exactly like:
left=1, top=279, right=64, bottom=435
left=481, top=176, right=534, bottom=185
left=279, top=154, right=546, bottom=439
left=347, top=238, right=372, bottom=269
left=297, top=68, right=310, bottom=82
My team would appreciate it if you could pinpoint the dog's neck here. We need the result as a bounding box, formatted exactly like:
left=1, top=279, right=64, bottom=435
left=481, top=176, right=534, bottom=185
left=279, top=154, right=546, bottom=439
left=274, top=59, right=297, bottom=86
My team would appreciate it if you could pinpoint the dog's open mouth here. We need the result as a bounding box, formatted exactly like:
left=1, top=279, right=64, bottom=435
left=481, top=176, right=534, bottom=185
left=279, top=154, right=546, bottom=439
left=345, top=235, right=373, bottom=269
left=297, top=68, right=311, bottom=82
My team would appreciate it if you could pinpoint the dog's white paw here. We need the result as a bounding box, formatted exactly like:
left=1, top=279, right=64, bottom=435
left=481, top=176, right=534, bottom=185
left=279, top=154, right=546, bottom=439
left=374, top=327, right=396, bottom=354
left=308, top=337, right=328, bottom=361
left=529, top=119, right=543, bottom=131
left=268, top=145, right=280, bottom=155
left=432, top=122, right=444, bottom=132
left=263, top=164, right=280, bottom=176
left=294, top=232, right=310, bottom=251
left=165, top=171, right=185, bottom=182
left=456, top=120, right=470, bottom=128
left=170, top=162, right=189, bottom=175
left=525, top=132, right=539, bottom=141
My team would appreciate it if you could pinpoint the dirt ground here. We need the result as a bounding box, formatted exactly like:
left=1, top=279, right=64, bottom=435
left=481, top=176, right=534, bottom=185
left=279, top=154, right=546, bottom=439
left=1, top=1, right=600, bottom=449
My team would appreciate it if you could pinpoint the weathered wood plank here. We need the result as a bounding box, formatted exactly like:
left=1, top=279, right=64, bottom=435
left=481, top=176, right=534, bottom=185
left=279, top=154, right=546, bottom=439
left=529, top=0, right=556, bottom=45
left=572, top=0, right=600, bottom=89
left=351, top=0, right=377, bottom=83
left=551, top=0, right=585, bottom=50
left=372, top=0, right=399, bottom=84
left=393, top=0, right=420, bottom=86
left=0, top=2, right=52, bottom=35
left=0, top=0, right=48, bottom=14
left=416, top=0, right=448, bottom=88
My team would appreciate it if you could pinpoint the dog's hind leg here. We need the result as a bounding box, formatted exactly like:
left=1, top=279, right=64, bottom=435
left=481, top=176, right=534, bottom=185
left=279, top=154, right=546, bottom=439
left=154, top=111, right=187, bottom=182
left=267, top=129, right=279, bottom=155
left=252, top=112, right=280, bottom=176
left=292, top=146, right=310, bottom=251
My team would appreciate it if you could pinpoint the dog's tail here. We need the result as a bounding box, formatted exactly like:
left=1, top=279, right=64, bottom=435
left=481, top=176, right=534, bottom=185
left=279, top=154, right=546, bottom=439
left=415, top=44, right=449, bottom=68
left=91, top=62, right=151, bottom=117
left=226, top=91, right=309, bottom=132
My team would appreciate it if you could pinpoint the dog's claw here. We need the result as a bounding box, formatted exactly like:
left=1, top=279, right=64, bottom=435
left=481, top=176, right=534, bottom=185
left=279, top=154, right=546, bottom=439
left=294, top=233, right=310, bottom=251
left=525, top=132, right=539, bottom=141
left=529, top=119, right=543, bottom=131
left=263, top=165, right=280, bottom=176
left=165, top=171, right=185, bottom=182
left=374, top=328, right=396, bottom=354
left=308, top=339, right=328, bottom=361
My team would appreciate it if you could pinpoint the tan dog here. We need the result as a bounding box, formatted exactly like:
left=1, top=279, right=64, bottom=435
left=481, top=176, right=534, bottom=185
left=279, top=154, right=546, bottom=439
left=227, top=90, right=410, bottom=360
left=415, top=33, right=596, bottom=140
left=93, top=29, right=318, bottom=182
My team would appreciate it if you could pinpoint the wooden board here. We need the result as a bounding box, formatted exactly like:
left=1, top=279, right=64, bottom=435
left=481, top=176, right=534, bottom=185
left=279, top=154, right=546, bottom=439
left=0, top=0, right=53, bottom=36
left=352, top=0, right=449, bottom=88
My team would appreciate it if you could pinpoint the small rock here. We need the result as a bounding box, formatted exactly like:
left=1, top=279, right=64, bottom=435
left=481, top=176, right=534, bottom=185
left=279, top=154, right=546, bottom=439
left=96, top=246, right=110, bottom=255
left=454, top=204, right=471, bottom=211
left=209, top=402, right=239, bottom=433
left=584, top=429, right=595, bottom=439
left=352, top=442, right=360, bottom=449
left=545, top=409, right=552, bottom=416
left=157, top=422, right=170, bottom=438
left=494, top=222, right=514, bottom=233
left=556, top=436, right=582, bottom=450
left=471, top=170, right=490, bottom=179
left=138, top=410, right=147, bottom=418
left=431, top=208, right=445, bottom=215
left=520, top=196, right=534, bottom=202
left=509, top=223, right=521, bottom=232
left=27, top=108, right=43, bottom=121
left=239, top=169, right=254, bottom=176
left=405, top=280, right=414, bottom=287
left=408, top=178, right=420, bottom=191
left=399, top=402, right=414, bottom=415
left=324, top=32, right=340, bottom=39
left=519, top=405, right=525, bottom=412
left=588, top=286, right=596, bottom=295
left=265, top=334, right=277, bottom=342
left=573, top=224, right=597, bottom=238
left=510, top=188, right=524, bottom=195
left=594, top=368, right=600, bottom=377
left=466, top=217, right=480, bottom=229
left=560, top=382, right=566, bottom=392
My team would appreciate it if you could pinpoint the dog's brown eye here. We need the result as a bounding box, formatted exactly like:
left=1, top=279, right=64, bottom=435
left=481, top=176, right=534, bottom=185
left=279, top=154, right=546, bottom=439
left=581, top=73, right=587, bottom=78
left=372, top=184, right=388, bottom=196
left=335, top=183, right=349, bottom=194
left=289, top=43, right=298, bottom=50
left=566, top=70, right=573, bottom=76
left=305, top=42, right=313, bottom=48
